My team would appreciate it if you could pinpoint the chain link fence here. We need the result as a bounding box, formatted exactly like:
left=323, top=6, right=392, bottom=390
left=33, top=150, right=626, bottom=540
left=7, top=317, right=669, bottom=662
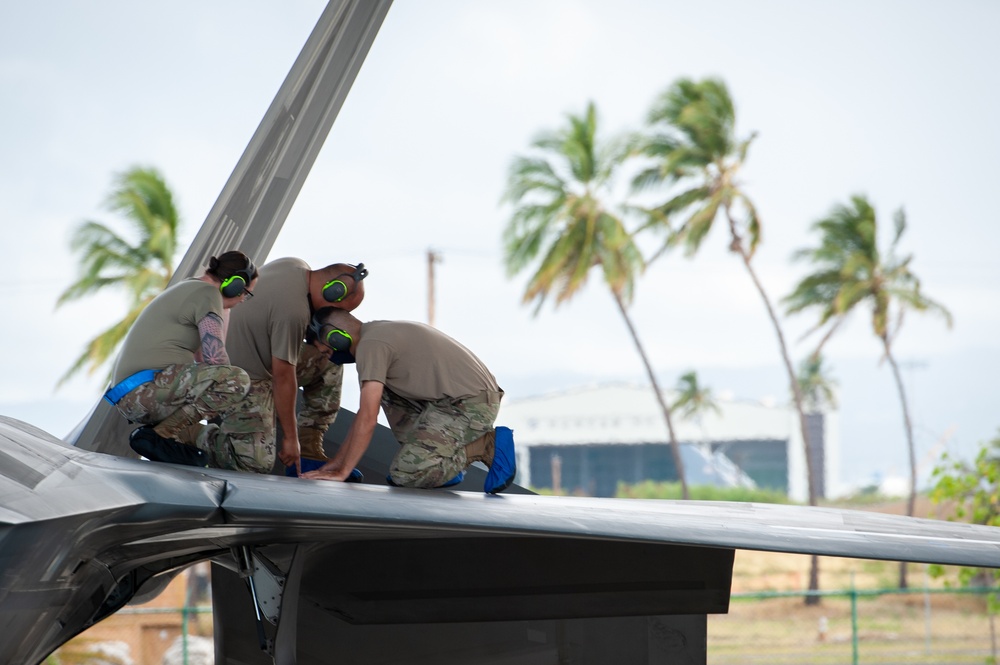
left=710, top=587, right=998, bottom=664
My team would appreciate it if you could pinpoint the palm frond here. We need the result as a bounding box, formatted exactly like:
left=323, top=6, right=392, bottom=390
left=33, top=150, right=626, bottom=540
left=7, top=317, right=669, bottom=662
left=56, top=167, right=181, bottom=390
left=502, top=100, right=645, bottom=316
left=797, top=354, right=838, bottom=411
left=891, top=207, right=907, bottom=248
left=738, top=193, right=762, bottom=257
left=886, top=284, right=954, bottom=328
left=502, top=156, right=567, bottom=204
left=637, top=77, right=759, bottom=265
left=502, top=201, right=567, bottom=275
left=671, top=370, right=722, bottom=420
left=675, top=190, right=723, bottom=256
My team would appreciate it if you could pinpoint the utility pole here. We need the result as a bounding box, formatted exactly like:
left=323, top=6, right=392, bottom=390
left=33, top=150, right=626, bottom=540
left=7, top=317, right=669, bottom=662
left=427, top=248, right=442, bottom=327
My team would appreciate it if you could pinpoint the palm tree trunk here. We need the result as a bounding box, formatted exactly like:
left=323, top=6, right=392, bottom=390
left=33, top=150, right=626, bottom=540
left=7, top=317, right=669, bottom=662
left=726, top=211, right=821, bottom=603
left=730, top=246, right=819, bottom=503
left=610, top=290, right=690, bottom=500
left=883, top=336, right=916, bottom=589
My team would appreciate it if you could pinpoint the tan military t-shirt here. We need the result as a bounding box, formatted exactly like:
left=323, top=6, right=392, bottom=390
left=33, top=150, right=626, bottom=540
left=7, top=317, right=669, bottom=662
left=226, top=257, right=311, bottom=381
left=356, top=320, right=499, bottom=401
left=112, top=279, right=223, bottom=383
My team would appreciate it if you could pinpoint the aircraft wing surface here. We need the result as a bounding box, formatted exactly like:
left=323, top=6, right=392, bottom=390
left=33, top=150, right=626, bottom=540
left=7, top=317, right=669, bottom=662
left=2, top=416, right=998, bottom=664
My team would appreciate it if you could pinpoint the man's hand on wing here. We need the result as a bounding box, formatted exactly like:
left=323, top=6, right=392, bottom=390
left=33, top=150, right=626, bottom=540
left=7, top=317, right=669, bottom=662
left=302, top=461, right=352, bottom=481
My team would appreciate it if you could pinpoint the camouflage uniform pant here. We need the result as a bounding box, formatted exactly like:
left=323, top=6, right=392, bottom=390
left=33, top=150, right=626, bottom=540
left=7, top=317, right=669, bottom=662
left=115, top=362, right=251, bottom=462
left=209, top=341, right=344, bottom=473
left=294, top=342, right=343, bottom=460
left=382, top=387, right=503, bottom=488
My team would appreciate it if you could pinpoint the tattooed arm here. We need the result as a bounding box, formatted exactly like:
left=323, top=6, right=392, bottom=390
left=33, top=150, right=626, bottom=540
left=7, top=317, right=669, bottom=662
left=196, top=312, right=230, bottom=365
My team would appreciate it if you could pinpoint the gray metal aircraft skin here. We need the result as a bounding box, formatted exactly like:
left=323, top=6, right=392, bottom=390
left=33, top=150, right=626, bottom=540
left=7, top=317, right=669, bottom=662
left=5, top=1, right=999, bottom=664
left=2, top=414, right=999, bottom=664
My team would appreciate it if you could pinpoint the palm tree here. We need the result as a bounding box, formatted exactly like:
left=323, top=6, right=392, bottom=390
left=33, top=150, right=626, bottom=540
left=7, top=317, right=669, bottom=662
left=784, top=194, right=952, bottom=588
left=633, top=76, right=823, bottom=602
left=672, top=370, right=721, bottom=430
left=797, top=354, right=838, bottom=413
left=796, top=354, right=837, bottom=503
left=55, top=166, right=181, bottom=387
left=673, top=370, right=723, bottom=477
left=502, top=101, right=690, bottom=499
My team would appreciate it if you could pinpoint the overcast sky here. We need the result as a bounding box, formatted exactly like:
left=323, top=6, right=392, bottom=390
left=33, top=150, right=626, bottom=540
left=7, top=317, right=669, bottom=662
left=2, top=1, right=997, bottom=495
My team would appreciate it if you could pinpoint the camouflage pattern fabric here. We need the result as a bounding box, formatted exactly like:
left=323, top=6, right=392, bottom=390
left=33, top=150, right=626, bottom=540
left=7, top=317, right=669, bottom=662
left=381, top=387, right=503, bottom=488
left=115, top=363, right=256, bottom=467
left=294, top=342, right=343, bottom=460
left=207, top=341, right=344, bottom=472
left=200, top=377, right=276, bottom=473
left=116, top=362, right=249, bottom=428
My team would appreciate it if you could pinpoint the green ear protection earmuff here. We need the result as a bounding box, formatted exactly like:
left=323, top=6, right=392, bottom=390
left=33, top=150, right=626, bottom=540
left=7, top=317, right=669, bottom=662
left=322, top=262, right=368, bottom=302
left=220, top=256, right=256, bottom=298
left=307, top=316, right=353, bottom=352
